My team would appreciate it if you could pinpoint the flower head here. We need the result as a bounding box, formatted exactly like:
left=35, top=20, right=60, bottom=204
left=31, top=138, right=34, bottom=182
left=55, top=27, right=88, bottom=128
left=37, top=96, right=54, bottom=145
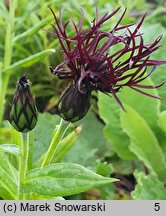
left=10, top=75, right=38, bottom=132
left=48, top=6, right=166, bottom=122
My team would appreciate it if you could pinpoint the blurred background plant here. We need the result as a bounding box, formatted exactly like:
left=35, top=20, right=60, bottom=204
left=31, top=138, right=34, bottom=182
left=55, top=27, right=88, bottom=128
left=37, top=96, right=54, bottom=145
left=0, top=0, right=166, bottom=200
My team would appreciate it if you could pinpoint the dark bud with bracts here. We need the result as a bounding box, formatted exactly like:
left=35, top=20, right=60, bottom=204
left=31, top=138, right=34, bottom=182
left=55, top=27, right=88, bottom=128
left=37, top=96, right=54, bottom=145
left=10, top=75, right=38, bottom=133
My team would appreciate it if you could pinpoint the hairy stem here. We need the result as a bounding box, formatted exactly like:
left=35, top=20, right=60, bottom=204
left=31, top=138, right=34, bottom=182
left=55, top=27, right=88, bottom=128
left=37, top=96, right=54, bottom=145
left=18, top=132, right=29, bottom=200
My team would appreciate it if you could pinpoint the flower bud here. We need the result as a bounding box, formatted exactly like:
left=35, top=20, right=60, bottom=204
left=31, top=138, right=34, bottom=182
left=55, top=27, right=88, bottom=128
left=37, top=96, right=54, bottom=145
left=10, top=75, right=38, bottom=133
left=57, top=83, right=91, bottom=122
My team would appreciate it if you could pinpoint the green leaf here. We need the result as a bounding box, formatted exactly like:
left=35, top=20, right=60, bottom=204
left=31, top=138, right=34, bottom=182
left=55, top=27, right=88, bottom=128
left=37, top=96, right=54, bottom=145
left=0, top=144, right=20, bottom=156
left=142, top=24, right=166, bottom=111
left=15, top=1, right=43, bottom=30
left=23, top=163, right=117, bottom=197
left=98, top=92, right=134, bottom=160
left=111, top=157, right=141, bottom=175
left=157, top=111, right=166, bottom=153
left=0, top=153, right=18, bottom=199
left=10, top=127, right=21, bottom=147
left=158, top=110, right=166, bottom=134
left=98, top=71, right=160, bottom=160
left=0, top=1, right=7, bottom=19
left=96, top=160, right=113, bottom=177
left=34, top=126, right=81, bottom=167
left=29, top=193, right=64, bottom=200
left=120, top=79, right=160, bottom=131
left=3, top=49, right=55, bottom=75
left=97, top=184, right=115, bottom=200
left=132, top=171, right=166, bottom=200
left=53, top=126, right=82, bottom=163
left=120, top=105, right=166, bottom=181
left=64, top=112, right=111, bottom=169
left=34, top=112, right=61, bottom=162
left=0, top=153, right=18, bottom=180
left=0, top=127, right=12, bottom=144
left=13, top=16, right=52, bottom=43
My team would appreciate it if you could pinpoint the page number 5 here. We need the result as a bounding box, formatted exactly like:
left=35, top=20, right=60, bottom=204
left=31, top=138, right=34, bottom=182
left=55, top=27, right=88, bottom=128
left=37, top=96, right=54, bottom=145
left=154, top=203, right=160, bottom=211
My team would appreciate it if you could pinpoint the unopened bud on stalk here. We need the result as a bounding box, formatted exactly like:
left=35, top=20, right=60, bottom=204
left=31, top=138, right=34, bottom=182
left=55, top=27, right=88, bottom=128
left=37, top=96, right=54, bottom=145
left=10, top=75, right=38, bottom=133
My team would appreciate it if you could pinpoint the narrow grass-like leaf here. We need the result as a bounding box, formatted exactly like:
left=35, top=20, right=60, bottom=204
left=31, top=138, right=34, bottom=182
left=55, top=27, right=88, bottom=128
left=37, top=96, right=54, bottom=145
left=22, top=163, right=117, bottom=197
left=3, top=49, right=55, bottom=75
left=53, top=126, right=82, bottom=162
left=15, top=1, right=41, bottom=30
left=13, top=16, right=52, bottom=43
left=35, top=126, right=82, bottom=167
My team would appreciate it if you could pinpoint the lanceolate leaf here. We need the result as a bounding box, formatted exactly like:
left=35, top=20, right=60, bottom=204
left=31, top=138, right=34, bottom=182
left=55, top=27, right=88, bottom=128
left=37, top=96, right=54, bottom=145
left=142, top=24, right=166, bottom=111
left=3, top=49, right=55, bottom=75
left=120, top=105, right=166, bottom=181
left=98, top=92, right=134, bottom=160
left=22, top=163, right=117, bottom=196
left=98, top=76, right=160, bottom=160
left=34, top=126, right=81, bottom=166
left=13, top=16, right=52, bottom=43
left=120, top=78, right=160, bottom=131
left=53, top=126, right=82, bottom=163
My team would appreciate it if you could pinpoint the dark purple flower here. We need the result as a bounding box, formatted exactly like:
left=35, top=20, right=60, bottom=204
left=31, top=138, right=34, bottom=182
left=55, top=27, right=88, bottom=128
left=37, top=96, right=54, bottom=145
left=48, top=6, right=166, bottom=122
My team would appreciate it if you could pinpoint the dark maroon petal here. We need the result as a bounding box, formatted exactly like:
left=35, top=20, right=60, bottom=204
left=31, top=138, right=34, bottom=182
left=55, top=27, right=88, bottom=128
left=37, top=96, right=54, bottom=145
left=86, top=7, right=121, bottom=38
left=146, top=60, right=166, bottom=66
left=110, top=89, right=126, bottom=111
left=115, top=23, right=135, bottom=31
left=130, top=86, right=162, bottom=100
left=111, top=8, right=127, bottom=32
left=96, top=33, right=115, bottom=57
left=51, top=24, right=69, bottom=57
left=132, top=66, right=156, bottom=83
left=48, top=6, right=64, bottom=36
left=132, top=13, right=146, bottom=36
left=131, top=82, right=165, bottom=89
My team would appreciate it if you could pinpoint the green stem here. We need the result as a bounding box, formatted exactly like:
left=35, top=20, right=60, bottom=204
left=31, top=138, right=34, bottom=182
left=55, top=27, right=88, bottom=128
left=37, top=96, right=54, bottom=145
left=18, top=132, right=29, bottom=200
left=28, top=130, right=34, bottom=170
left=41, top=118, right=70, bottom=167
left=0, top=0, right=16, bottom=125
